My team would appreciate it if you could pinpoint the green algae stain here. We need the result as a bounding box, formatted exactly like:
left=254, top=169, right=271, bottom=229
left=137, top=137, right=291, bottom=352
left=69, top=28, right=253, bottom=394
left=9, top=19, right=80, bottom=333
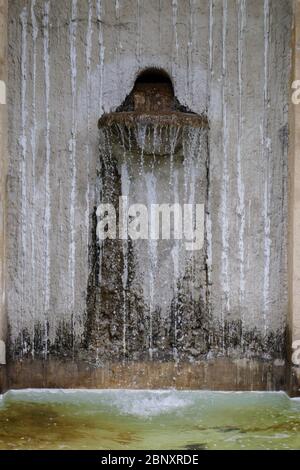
left=0, top=391, right=299, bottom=450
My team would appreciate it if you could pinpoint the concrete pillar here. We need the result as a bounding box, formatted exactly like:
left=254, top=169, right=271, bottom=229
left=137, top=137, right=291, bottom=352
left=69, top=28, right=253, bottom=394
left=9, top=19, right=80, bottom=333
left=289, top=0, right=300, bottom=394
left=0, top=0, right=7, bottom=366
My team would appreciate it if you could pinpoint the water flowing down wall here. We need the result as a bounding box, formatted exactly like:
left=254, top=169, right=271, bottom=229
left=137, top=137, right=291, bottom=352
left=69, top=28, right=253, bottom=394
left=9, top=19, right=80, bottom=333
left=7, top=0, right=291, bottom=366
left=85, top=114, right=209, bottom=363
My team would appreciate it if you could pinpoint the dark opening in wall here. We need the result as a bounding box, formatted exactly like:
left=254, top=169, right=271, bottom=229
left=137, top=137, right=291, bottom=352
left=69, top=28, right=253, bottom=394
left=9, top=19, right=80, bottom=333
left=116, top=68, right=190, bottom=113
left=134, top=68, right=174, bottom=87
left=133, top=69, right=174, bottom=113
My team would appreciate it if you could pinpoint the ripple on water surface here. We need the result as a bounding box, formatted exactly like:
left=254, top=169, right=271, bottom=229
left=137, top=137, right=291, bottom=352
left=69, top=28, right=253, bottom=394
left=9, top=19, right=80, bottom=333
left=0, top=390, right=299, bottom=450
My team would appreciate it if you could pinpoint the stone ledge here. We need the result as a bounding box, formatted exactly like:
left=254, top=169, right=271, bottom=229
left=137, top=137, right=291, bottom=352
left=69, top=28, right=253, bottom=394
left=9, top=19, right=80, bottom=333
left=3, top=358, right=298, bottom=396
left=98, top=112, right=208, bottom=130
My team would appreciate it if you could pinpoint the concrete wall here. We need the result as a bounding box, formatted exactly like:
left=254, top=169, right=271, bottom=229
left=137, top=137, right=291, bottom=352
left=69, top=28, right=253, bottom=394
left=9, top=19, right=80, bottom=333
left=290, top=0, right=300, bottom=345
left=6, top=1, right=292, bottom=363
left=289, top=0, right=300, bottom=393
left=0, top=0, right=7, bottom=368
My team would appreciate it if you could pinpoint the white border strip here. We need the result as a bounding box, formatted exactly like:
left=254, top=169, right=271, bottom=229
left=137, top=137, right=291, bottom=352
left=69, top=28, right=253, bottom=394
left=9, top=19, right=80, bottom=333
left=0, top=80, right=6, bottom=105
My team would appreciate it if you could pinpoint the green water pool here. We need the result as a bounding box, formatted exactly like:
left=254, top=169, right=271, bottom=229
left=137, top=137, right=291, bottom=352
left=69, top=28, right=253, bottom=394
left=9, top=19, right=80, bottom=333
left=0, top=390, right=299, bottom=450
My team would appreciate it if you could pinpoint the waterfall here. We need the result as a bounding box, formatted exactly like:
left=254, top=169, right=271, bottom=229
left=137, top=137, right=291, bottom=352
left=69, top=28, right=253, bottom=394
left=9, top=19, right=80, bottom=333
left=98, top=127, right=113, bottom=289
left=171, top=168, right=180, bottom=361
left=146, top=170, right=158, bottom=361
left=136, top=123, right=147, bottom=170
left=30, top=0, right=38, bottom=356
left=20, top=7, right=28, bottom=353
left=95, top=68, right=209, bottom=362
left=96, top=0, right=105, bottom=115
left=115, top=0, right=121, bottom=104
left=85, top=0, right=93, bottom=255
left=169, top=125, right=180, bottom=187
left=120, top=126, right=131, bottom=359
left=43, top=0, right=51, bottom=323
left=69, top=0, right=78, bottom=332
left=96, top=109, right=209, bottom=362
left=189, top=131, right=200, bottom=292
left=187, top=0, right=194, bottom=102
left=237, top=0, right=246, bottom=331
left=206, top=0, right=214, bottom=312
left=220, top=0, right=230, bottom=350
left=262, top=0, right=271, bottom=335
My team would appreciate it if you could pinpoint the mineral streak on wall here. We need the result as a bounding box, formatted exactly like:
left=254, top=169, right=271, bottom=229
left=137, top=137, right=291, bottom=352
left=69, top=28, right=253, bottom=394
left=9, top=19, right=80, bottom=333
left=0, top=0, right=7, bottom=370
left=6, top=1, right=292, bottom=370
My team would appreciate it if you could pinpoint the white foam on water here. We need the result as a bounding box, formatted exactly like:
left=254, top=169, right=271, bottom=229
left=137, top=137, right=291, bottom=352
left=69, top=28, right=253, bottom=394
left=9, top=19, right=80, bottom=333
left=112, top=393, right=193, bottom=417
left=3, top=388, right=291, bottom=400
left=2, top=389, right=194, bottom=417
left=2, top=389, right=296, bottom=422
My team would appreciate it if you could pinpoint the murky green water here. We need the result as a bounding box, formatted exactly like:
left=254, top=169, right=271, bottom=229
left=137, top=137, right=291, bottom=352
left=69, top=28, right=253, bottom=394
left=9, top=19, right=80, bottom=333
left=0, top=390, right=300, bottom=450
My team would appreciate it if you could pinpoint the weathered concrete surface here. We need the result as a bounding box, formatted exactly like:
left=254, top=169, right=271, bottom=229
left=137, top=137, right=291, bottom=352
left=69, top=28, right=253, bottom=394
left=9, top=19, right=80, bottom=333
left=289, top=0, right=300, bottom=346
left=5, top=358, right=289, bottom=392
left=5, top=1, right=292, bottom=385
left=0, top=0, right=7, bottom=392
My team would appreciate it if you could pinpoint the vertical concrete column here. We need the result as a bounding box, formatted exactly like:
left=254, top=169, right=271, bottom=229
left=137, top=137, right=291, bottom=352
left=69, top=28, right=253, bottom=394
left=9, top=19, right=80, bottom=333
left=0, top=0, right=7, bottom=366
left=289, top=0, right=300, bottom=390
